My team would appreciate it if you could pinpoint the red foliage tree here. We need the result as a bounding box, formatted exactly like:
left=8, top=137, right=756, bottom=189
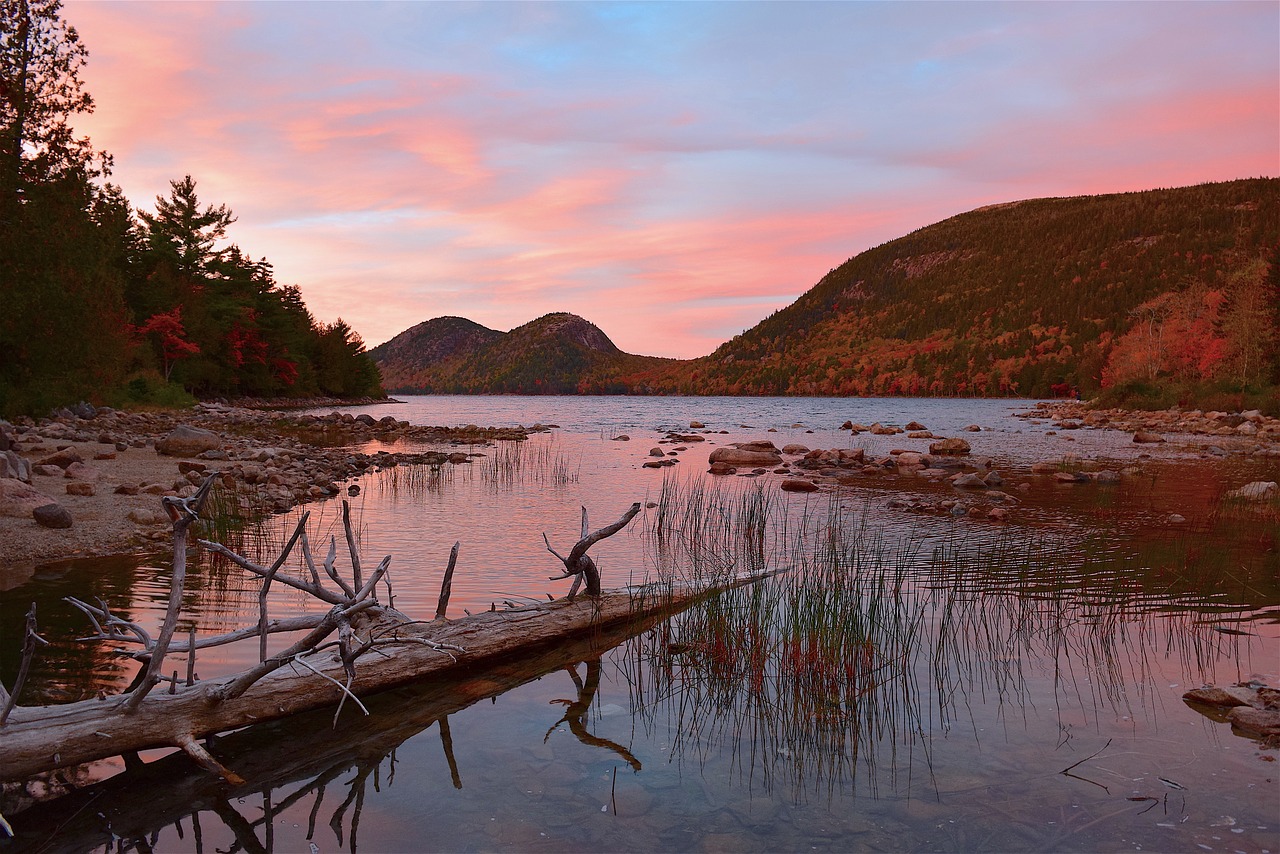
left=136, top=307, right=199, bottom=381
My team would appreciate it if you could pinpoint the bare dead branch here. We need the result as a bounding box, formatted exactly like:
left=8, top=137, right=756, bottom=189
left=343, top=500, right=363, bottom=591
left=0, top=604, right=48, bottom=725
left=175, top=732, right=245, bottom=786
left=435, top=541, right=460, bottom=620
left=198, top=541, right=347, bottom=605
left=124, top=475, right=217, bottom=712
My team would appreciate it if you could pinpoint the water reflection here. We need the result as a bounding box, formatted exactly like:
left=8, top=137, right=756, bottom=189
left=2, top=616, right=669, bottom=854
left=3, top=397, right=1278, bottom=852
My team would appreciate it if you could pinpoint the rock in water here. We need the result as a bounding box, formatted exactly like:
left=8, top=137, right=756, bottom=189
left=929, top=437, right=971, bottom=455
left=1225, top=481, right=1278, bottom=501
left=33, top=503, right=73, bottom=529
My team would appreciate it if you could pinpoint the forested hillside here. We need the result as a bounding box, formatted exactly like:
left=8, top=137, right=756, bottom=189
left=372, top=312, right=673, bottom=394
left=0, top=0, right=382, bottom=417
left=629, top=179, right=1279, bottom=405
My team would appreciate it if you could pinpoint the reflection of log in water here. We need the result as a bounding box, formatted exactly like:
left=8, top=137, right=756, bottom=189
left=4, top=615, right=666, bottom=854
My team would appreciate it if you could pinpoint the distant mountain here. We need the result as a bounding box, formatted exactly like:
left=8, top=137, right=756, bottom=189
left=371, top=312, right=672, bottom=394
left=368, top=317, right=505, bottom=389
left=374, top=178, right=1279, bottom=401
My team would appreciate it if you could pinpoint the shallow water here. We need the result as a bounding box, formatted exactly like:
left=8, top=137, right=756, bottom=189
left=2, top=396, right=1277, bottom=853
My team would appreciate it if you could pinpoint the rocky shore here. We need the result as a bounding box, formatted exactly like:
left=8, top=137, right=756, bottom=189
left=0, top=402, right=532, bottom=574
left=630, top=402, right=1280, bottom=524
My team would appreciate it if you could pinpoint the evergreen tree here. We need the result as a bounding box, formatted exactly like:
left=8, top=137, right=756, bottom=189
left=0, top=0, right=128, bottom=415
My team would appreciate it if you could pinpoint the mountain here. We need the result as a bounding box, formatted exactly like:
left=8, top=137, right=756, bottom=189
left=630, top=178, right=1279, bottom=399
left=374, top=178, right=1279, bottom=402
left=371, top=312, right=672, bottom=394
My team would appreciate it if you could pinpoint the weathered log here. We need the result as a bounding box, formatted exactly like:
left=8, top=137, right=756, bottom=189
left=0, top=569, right=774, bottom=783
left=3, top=613, right=679, bottom=852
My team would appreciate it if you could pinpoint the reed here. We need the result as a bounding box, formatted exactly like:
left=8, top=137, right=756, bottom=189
left=626, top=480, right=1262, bottom=802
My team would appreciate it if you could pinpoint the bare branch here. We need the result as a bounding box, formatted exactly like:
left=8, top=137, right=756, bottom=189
left=566, top=502, right=641, bottom=568
left=435, top=542, right=460, bottom=620
left=343, top=500, right=363, bottom=591
left=199, top=540, right=346, bottom=605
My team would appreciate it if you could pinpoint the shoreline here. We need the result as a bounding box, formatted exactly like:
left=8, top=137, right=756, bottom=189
left=1, top=399, right=1276, bottom=583
left=0, top=402, right=530, bottom=583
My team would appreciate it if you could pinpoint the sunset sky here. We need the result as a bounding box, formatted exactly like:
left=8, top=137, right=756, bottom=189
left=65, top=1, right=1279, bottom=358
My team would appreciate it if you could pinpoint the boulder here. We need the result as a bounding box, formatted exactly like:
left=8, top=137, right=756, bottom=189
left=708, top=462, right=737, bottom=475
left=780, top=479, right=819, bottom=493
left=1183, top=686, right=1255, bottom=708
left=156, top=425, right=223, bottom=457
left=781, top=444, right=810, bottom=455
left=1225, top=481, right=1278, bottom=501
left=611, top=435, right=630, bottom=442
left=648, top=448, right=665, bottom=457
left=0, top=478, right=54, bottom=518
left=0, top=450, right=32, bottom=482
left=905, top=421, right=926, bottom=431
left=65, top=481, right=96, bottom=496
left=33, top=503, right=73, bottom=529
left=929, top=438, right=971, bottom=455
left=689, top=421, right=705, bottom=429
left=36, top=448, right=82, bottom=469
left=64, top=461, right=101, bottom=481
left=1227, top=706, right=1280, bottom=737
left=950, top=473, right=987, bottom=489
left=1132, top=431, right=1165, bottom=444
left=708, top=447, right=783, bottom=466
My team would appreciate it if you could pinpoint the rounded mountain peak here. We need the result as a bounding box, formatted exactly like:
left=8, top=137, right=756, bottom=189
left=518, top=312, right=621, bottom=354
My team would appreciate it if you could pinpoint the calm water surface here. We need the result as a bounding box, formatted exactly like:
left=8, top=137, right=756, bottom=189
left=2, top=397, right=1277, bottom=853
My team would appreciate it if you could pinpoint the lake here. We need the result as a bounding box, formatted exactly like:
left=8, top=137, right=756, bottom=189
left=2, top=396, right=1277, bottom=853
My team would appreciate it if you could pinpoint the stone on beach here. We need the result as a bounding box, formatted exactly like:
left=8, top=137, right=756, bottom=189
left=156, top=425, right=223, bottom=457
left=33, top=503, right=73, bottom=529
left=0, top=478, right=54, bottom=517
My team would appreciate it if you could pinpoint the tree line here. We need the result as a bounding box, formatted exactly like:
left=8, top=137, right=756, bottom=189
left=0, top=0, right=382, bottom=417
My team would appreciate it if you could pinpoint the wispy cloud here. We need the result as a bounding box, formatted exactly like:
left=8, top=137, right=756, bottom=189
left=68, top=1, right=1279, bottom=358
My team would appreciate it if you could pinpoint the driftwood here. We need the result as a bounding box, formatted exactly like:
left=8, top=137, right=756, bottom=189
left=3, top=615, right=674, bottom=853
left=0, top=478, right=773, bottom=791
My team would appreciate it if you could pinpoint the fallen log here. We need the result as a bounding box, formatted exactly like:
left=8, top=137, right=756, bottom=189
left=0, top=478, right=777, bottom=787
left=3, top=610, right=680, bottom=853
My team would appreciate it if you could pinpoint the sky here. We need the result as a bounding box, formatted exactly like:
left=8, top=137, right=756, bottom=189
left=65, top=1, right=1279, bottom=358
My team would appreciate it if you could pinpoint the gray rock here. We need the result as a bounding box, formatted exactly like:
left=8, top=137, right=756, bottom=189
left=33, top=503, right=73, bottom=528
left=951, top=473, right=987, bottom=489
left=1225, top=481, right=1278, bottom=501
left=156, top=425, right=223, bottom=457
left=0, top=450, right=31, bottom=483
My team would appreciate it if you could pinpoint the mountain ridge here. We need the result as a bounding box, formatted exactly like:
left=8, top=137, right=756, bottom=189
left=372, top=179, right=1279, bottom=400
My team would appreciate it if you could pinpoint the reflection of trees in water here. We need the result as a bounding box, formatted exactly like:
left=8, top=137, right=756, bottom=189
left=628, top=486, right=1264, bottom=803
